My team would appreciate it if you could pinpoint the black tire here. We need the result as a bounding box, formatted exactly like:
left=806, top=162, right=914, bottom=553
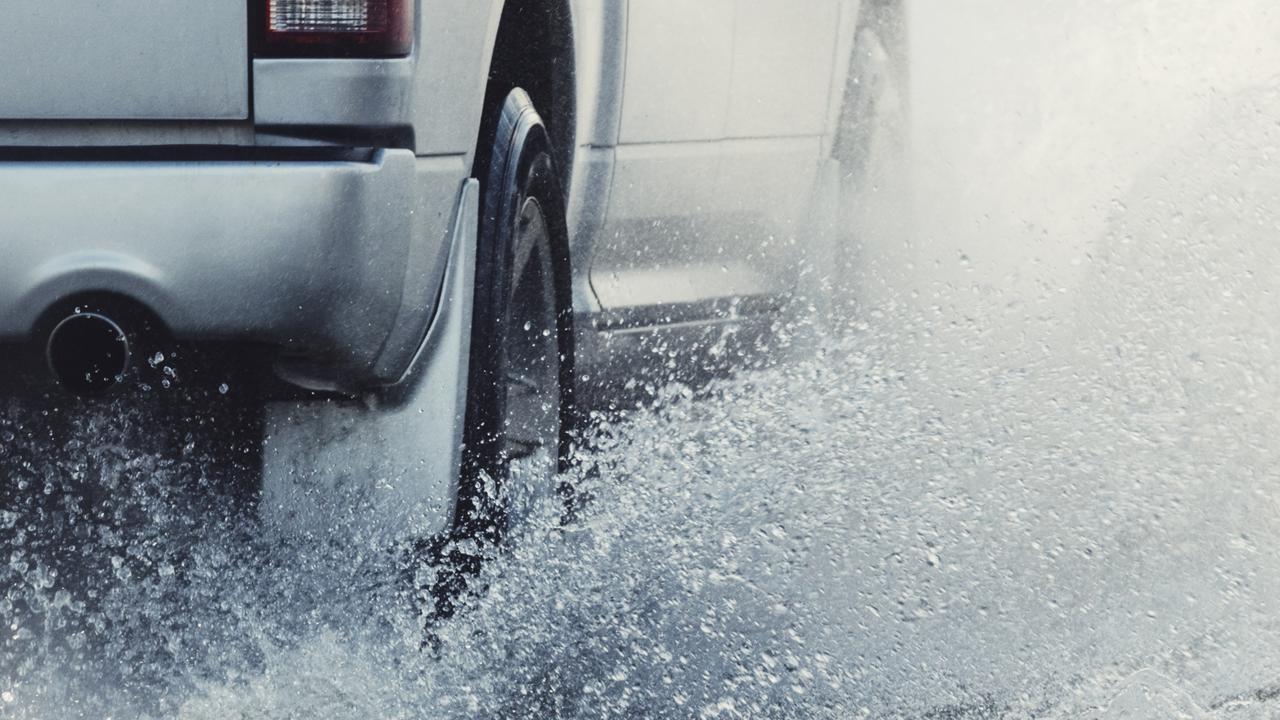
left=420, top=89, right=573, bottom=627
left=833, top=0, right=909, bottom=173
left=429, top=89, right=573, bottom=610
left=828, top=0, right=911, bottom=317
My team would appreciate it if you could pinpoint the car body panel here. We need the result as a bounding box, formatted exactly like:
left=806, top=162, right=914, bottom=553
left=0, top=0, right=248, bottom=120
left=563, top=0, right=627, bottom=319
left=0, top=0, right=867, bottom=343
left=254, top=0, right=502, bottom=158
left=617, top=0, right=733, bottom=145
left=0, top=0, right=881, bottom=382
left=0, top=150, right=468, bottom=388
left=726, top=0, right=842, bottom=139
left=586, top=0, right=847, bottom=320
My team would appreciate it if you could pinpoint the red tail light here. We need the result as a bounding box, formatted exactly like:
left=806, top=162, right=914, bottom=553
left=258, top=0, right=413, bottom=58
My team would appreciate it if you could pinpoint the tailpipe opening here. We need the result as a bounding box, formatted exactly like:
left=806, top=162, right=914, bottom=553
left=46, top=312, right=131, bottom=395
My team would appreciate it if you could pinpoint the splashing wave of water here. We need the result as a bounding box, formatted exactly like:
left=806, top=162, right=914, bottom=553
left=8, top=6, right=1280, bottom=718
left=3, top=255, right=1280, bottom=719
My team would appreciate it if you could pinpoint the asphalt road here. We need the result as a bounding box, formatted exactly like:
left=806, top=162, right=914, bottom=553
left=6, top=2, right=1280, bottom=718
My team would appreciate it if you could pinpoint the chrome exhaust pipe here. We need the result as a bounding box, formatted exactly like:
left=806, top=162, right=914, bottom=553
left=46, top=312, right=131, bottom=395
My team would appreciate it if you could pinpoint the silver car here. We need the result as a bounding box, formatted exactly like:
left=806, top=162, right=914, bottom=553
left=0, top=0, right=906, bottom=545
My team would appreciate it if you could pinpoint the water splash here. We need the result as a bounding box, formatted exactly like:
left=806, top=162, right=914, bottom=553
left=7, top=2, right=1280, bottom=717
left=3, top=263, right=1279, bottom=718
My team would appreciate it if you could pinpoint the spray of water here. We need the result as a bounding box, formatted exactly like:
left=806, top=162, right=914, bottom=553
left=6, top=1, right=1280, bottom=718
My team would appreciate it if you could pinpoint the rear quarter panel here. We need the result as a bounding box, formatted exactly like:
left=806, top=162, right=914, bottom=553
left=254, top=0, right=505, bottom=160
left=0, top=0, right=248, bottom=121
left=412, top=0, right=506, bottom=158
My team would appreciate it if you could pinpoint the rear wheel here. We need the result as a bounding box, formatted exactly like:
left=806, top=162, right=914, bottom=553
left=496, top=196, right=564, bottom=530
left=828, top=0, right=911, bottom=317
left=427, top=88, right=573, bottom=618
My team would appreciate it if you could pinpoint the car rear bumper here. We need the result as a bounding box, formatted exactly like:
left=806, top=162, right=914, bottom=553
left=0, top=148, right=468, bottom=388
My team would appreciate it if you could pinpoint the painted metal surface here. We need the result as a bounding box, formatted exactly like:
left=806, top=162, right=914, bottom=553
left=0, top=0, right=248, bottom=120
left=0, top=151, right=468, bottom=387
left=588, top=0, right=849, bottom=315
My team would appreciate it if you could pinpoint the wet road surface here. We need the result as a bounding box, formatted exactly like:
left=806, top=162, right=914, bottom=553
left=7, top=1, right=1280, bottom=717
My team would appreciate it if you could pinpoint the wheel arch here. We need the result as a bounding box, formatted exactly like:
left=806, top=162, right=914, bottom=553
left=474, top=0, right=578, bottom=195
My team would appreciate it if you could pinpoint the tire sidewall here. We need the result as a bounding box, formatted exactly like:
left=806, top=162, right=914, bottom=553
left=458, top=88, right=573, bottom=541
left=829, top=9, right=912, bottom=318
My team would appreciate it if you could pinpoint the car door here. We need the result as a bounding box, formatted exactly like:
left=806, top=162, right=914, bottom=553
left=587, top=0, right=735, bottom=319
left=0, top=0, right=248, bottom=120
left=711, top=0, right=844, bottom=300
left=590, top=0, right=844, bottom=323
left=721, top=0, right=845, bottom=219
